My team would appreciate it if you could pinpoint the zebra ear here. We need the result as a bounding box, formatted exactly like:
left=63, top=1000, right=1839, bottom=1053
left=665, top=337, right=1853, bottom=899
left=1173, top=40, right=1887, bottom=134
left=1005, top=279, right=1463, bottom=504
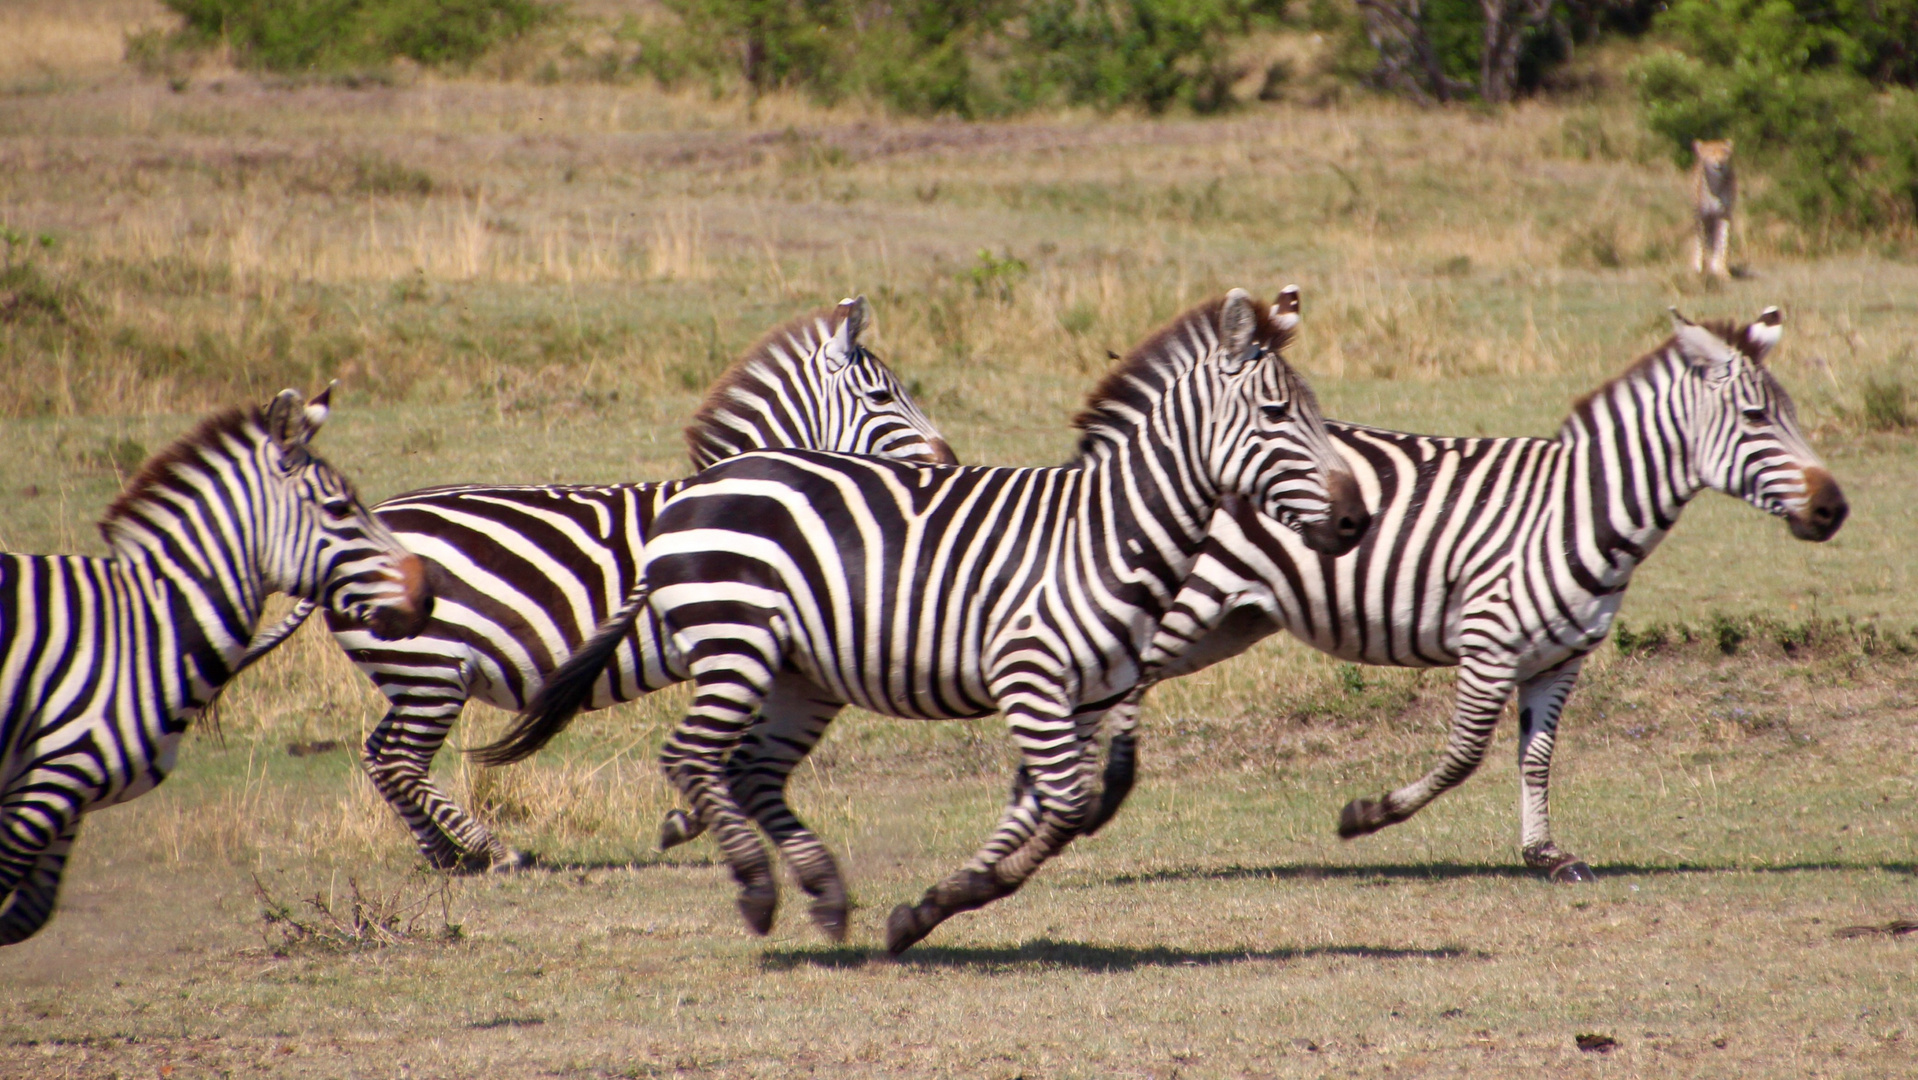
left=1218, top=289, right=1259, bottom=374
left=1670, top=308, right=1739, bottom=382
left=1741, top=306, right=1783, bottom=362
left=1270, top=285, right=1301, bottom=333
left=302, top=383, right=334, bottom=436
left=265, top=389, right=306, bottom=450
left=825, top=295, right=870, bottom=372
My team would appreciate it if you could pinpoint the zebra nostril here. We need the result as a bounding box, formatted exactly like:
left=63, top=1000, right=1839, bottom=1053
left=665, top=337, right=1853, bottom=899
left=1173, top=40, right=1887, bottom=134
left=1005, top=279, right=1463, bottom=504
left=1338, top=515, right=1360, bottom=536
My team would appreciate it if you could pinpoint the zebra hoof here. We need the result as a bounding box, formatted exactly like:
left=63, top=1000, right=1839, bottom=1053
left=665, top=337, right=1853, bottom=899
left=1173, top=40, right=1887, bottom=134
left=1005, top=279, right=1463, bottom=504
left=487, top=849, right=535, bottom=874
left=810, top=897, right=849, bottom=943
left=448, top=850, right=499, bottom=876
left=885, top=903, right=935, bottom=956
left=738, top=882, right=778, bottom=936
left=659, top=809, right=703, bottom=851
left=1337, top=795, right=1396, bottom=839
left=1549, top=860, right=1597, bottom=885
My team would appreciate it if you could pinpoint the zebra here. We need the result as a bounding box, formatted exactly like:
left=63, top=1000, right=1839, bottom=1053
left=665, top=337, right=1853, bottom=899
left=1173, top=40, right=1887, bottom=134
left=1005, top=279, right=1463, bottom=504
left=1082, top=305, right=1847, bottom=880
left=475, top=287, right=1373, bottom=952
left=232, top=298, right=956, bottom=873
left=0, top=389, right=433, bottom=945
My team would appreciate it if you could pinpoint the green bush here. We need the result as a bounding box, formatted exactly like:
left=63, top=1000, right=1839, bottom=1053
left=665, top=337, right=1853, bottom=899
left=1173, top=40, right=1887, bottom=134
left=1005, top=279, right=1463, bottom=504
left=1016, top=0, right=1250, bottom=113
left=1634, top=0, right=1918, bottom=232
left=630, top=0, right=1276, bottom=115
left=163, top=0, right=553, bottom=72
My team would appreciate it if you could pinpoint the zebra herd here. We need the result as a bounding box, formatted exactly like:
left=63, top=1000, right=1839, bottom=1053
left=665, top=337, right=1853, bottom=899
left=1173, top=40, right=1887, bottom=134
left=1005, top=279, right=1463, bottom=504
left=0, top=289, right=1846, bottom=953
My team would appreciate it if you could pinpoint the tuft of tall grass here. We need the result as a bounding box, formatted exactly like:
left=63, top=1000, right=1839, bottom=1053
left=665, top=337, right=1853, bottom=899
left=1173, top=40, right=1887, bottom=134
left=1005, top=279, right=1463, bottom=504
left=1860, top=378, right=1913, bottom=431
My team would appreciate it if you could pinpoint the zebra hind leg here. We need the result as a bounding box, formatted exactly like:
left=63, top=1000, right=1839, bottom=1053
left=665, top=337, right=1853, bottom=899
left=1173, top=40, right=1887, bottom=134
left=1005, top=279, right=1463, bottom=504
left=0, top=818, right=80, bottom=946
left=1516, top=661, right=1595, bottom=884
left=364, top=697, right=519, bottom=874
left=661, top=647, right=783, bottom=935
left=725, top=675, right=851, bottom=940
left=1084, top=694, right=1143, bottom=836
left=1339, top=661, right=1514, bottom=840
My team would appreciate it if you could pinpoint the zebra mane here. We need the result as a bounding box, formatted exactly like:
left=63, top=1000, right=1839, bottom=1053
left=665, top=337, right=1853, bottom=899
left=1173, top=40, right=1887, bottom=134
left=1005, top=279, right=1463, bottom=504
left=99, top=406, right=266, bottom=543
left=1569, top=317, right=1769, bottom=419
left=1072, top=293, right=1295, bottom=445
left=683, top=303, right=847, bottom=467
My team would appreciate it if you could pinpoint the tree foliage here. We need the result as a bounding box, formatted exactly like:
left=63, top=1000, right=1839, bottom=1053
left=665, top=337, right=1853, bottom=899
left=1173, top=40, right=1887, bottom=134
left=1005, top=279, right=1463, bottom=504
left=635, top=0, right=1282, bottom=116
left=1634, top=0, right=1918, bottom=232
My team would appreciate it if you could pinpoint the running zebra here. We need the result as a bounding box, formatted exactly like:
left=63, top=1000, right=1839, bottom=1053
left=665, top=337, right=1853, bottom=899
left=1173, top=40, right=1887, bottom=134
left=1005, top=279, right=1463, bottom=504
left=0, top=390, right=433, bottom=944
left=1089, top=305, right=1847, bottom=879
left=477, top=288, right=1372, bottom=952
left=240, top=299, right=954, bottom=873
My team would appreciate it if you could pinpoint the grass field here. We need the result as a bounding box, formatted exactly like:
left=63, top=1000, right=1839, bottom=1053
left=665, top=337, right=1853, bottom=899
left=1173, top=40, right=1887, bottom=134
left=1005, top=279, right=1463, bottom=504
left=3, top=3, right=1918, bottom=1077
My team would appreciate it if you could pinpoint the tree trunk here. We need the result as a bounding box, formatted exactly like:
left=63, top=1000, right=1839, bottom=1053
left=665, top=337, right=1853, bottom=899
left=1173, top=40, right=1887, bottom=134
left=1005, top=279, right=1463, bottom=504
left=1479, top=0, right=1555, bottom=103
left=1356, top=0, right=1471, bottom=103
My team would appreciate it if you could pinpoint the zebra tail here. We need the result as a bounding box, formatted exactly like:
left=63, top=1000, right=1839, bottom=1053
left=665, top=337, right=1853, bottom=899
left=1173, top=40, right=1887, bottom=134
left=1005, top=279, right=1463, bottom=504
left=469, top=581, right=651, bottom=768
left=200, top=598, right=320, bottom=738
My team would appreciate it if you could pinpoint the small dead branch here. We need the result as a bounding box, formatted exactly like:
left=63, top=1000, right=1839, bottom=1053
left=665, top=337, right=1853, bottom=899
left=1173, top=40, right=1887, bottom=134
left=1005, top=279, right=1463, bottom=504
left=253, top=872, right=463, bottom=954
left=1833, top=919, right=1918, bottom=940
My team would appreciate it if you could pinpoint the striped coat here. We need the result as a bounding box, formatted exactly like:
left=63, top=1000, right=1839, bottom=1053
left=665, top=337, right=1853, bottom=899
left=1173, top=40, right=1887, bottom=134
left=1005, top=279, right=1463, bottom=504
left=1, top=391, right=431, bottom=943
left=1094, top=307, right=1847, bottom=877
left=238, top=299, right=953, bottom=872
left=481, top=288, right=1371, bottom=950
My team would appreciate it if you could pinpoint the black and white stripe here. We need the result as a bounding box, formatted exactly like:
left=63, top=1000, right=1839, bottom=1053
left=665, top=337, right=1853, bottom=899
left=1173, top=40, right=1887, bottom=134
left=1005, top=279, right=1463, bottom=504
left=245, top=299, right=955, bottom=872
left=0, top=390, right=432, bottom=944
left=477, top=288, right=1371, bottom=951
left=1095, top=306, right=1847, bottom=877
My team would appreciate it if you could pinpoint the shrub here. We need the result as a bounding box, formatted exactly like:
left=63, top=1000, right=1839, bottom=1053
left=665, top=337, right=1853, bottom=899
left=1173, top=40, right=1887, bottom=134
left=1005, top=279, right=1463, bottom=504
left=1861, top=378, right=1914, bottom=430
left=628, top=0, right=1273, bottom=115
left=162, top=0, right=554, bottom=72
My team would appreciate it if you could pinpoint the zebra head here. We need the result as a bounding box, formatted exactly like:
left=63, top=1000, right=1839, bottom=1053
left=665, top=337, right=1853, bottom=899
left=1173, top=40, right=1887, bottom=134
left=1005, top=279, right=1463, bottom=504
left=258, top=388, right=436, bottom=639
left=683, top=296, right=957, bottom=470
left=1671, top=306, right=1848, bottom=542
left=1211, top=287, right=1370, bottom=556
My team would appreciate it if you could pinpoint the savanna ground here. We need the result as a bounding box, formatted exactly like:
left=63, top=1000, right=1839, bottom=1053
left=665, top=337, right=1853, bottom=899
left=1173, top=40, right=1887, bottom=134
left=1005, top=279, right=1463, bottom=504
left=3, top=2, right=1917, bottom=1076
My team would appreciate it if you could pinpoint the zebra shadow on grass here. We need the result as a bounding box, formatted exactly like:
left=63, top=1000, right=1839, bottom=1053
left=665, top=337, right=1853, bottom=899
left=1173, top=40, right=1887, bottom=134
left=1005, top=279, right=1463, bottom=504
left=760, top=939, right=1484, bottom=972
left=1096, top=860, right=1918, bottom=887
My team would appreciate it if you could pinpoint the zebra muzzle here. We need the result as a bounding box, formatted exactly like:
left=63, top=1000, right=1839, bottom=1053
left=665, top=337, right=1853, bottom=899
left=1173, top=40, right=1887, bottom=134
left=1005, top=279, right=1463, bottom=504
left=363, top=554, right=435, bottom=640
left=1786, top=467, right=1848, bottom=542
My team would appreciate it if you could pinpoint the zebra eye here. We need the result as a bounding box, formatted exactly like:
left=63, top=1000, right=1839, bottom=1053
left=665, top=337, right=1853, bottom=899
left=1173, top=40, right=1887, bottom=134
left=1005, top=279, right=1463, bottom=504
left=1260, top=402, right=1291, bottom=424
left=321, top=498, right=354, bottom=516
left=1741, top=407, right=1768, bottom=426
left=866, top=388, right=896, bottom=406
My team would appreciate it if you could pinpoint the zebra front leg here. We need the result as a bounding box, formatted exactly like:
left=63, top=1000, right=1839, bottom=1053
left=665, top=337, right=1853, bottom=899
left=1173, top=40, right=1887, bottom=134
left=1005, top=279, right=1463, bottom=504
left=1339, top=660, right=1515, bottom=839
left=1516, top=660, right=1595, bottom=883
left=363, top=699, right=516, bottom=873
left=0, top=817, right=80, bottom=946
left=660, top=646, right=782, bottom=936
left=886, top=702, right=1092, bottom=955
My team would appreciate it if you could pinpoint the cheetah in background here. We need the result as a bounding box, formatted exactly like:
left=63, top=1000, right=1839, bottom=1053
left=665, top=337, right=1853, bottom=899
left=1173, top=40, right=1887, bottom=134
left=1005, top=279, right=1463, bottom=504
left=1692, top=138, right=1736, bottom=277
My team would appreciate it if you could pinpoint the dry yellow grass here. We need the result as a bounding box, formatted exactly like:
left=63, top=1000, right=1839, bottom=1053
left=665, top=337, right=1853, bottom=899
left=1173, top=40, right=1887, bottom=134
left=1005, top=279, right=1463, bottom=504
left=0, top=0, right=171, bottom=84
